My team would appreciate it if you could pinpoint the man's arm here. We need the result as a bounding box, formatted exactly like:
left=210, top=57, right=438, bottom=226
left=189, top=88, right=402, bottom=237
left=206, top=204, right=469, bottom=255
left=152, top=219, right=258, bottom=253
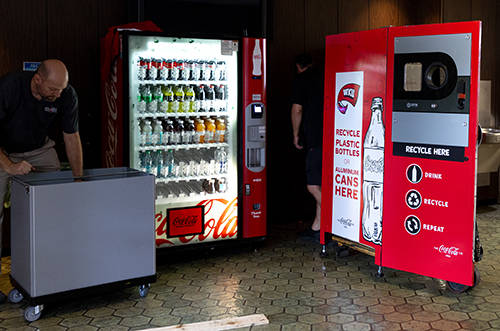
left=63, top=131, right=83, bottom=177
left=0, top=149, right=33, bottom=175
left=291, top=103, right=304, bottom=150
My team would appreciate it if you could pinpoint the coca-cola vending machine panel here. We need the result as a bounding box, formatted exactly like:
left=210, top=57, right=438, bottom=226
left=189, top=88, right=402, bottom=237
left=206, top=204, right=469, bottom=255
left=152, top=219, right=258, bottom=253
left=322, top=21, right=481, bottom=287
left=101, top=29, right=267, bottom=251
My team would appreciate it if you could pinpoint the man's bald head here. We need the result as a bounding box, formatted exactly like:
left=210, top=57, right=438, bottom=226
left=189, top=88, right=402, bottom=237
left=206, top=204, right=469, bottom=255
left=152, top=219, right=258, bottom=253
left=32, top=59, right=69, bottom=102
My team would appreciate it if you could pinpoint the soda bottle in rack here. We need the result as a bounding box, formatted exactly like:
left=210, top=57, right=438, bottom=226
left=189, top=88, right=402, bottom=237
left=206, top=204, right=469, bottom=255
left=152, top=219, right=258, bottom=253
left=137, top=85, right=146, bottom=113
left=207, top=60, right=216, bottom=81
left=142, top=85, right=153, bottom=113
left=137, top=57, right=146, bottom=80
left=175, top=85, right=185, bottom=113
left=144, top=150, right=153, bottom=174
left=195, top=117, right=205, bottom=143
left=205, top=118, right=216, bottom=143
left=215, top=147, right=227, bottom=174
left=165, top=120, right=174, bottom=145
left=197, top=84, right=206, bottom=112
left=140, top=119, right=153, bottom=146
left=180, top=120, right=190, bottom=145
left=176, top=59, right=186, bottom=81
left=187, top=60, right=196, bottom=81
left=153, top=58, right=163, bottom=80
left=197, top=59, right=206, bottom=81
left=162, top=85, right=175, bottom=113
left=143, top=58, right=152, bottom=80
left=206, top=85, right=216, bottom=112
left=186, top=119, right=195, bottom=144
left=155, top=150, right=165, bottom=178
left=159, top=85, right=169, bottom=113
left=215, top=85, right=226, bottom=111
left=361, top=97, right=385, bottom=246
left=217, top=61, right=226, bottom=81
left=150, top=85, right=163, bottom=113
left=175, top=119, right=185, bottom=144
left=185, top=85, right=196, bottom=112
left=165, top=59, right=174, bottom=81
left=215, top=118, right=226, bottom=143
left=153, top=119, right=164, bottom=146
left=160, top=58, right=168, bottom=80
left=165, top=150, right=175, bottom=178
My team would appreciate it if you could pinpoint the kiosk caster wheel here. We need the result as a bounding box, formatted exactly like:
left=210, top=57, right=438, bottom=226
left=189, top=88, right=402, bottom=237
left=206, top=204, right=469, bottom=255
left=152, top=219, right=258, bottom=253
left=8, top=289, right=23, bottom=303
left=139, top=284, right=150, bottom=298
left=24, top=305, right=43, bottom=322
left=471, top=265, right=481, bottom=289
left=336, top=246, right=349, bottom=258
left=446, top=281, right=469, bottom=293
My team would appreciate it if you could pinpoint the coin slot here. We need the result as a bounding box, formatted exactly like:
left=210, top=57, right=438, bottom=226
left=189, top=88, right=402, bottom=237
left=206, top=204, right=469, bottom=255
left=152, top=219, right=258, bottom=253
left=425, top=63, right=448, bottom=90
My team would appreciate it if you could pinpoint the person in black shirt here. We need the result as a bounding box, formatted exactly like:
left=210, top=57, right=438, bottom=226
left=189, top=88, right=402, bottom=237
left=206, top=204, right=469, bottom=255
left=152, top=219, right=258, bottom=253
left=290, top=54, right=323, bottom=239
left=0, top=59, right=83, bottom=300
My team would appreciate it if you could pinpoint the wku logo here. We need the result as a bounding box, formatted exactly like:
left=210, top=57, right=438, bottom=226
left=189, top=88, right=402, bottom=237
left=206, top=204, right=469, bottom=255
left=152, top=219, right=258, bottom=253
left=337, top=84, right=360, bottom=114
left=44, top=106, right=57, bottom=114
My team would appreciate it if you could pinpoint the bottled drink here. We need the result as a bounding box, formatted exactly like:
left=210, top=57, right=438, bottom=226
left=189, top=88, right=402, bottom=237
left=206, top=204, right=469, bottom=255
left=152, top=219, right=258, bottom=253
left=176, top=59, right=186, bottom=81
left=361, top=97, right=385, bottom=246
left=162, top=85, right=175, bottom=113
left=137, top=57, right=146, bottom=80
left=137, top=85, right=146, bottom=113
left=155, top=150, right=165, bottom=178
left=216, top=85, right=226, bottom=111
left=141, top=119, right=153, bottom=146
left=175, top=85, right=185, bottom=113
left=153, top=58, right=163, bottom=80
left=205, top=118, right=216, bottom=143
left=153, top=120, right=164, bottom=146
left=174, top=119, right=184, bottom=145
left=207, top=60, right=216, bottom=81
left=165, top=120, right=174, bottom=145
left=206, top=85, right=216, bottom=112
left=187, top=119, right=195, bottom=144
left=197, top=84, right=206, bottom=112
left=150, top=85, right=163, bottom=113
left=165, top=150, right=175, bottom=178
left=180, top=120, right=190, bottom=145
left=185, top=85, right=196, bottom=112
left=197, top=60, right=206, bottom=81
left=144, top=150, right=153, bottom=174
left=159, top=85, right=169, bottom=113
left=217, top=61, right=226, bottom=81
left=215, top=118, right=226, bottom=143
left=195, top=118, right=205, bottom=143
left=187, top=60, right=196, bottom=81
left=165, top=59, right=175, bottom=81
left=143, top=58, right=153, bottom=80
left=252, top=39, right=262, bottom=76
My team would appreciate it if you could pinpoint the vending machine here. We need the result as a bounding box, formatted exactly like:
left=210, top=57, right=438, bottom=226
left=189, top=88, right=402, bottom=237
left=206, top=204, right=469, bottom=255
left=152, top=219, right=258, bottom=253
left=101, top=27, right=267, bottom=251
left=321, top=21, right=481, bottom=290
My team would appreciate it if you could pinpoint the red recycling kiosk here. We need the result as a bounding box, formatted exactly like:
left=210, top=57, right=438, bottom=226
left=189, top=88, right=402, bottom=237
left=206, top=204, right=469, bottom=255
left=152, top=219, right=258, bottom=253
left=320, top=21, right=482, bottom=292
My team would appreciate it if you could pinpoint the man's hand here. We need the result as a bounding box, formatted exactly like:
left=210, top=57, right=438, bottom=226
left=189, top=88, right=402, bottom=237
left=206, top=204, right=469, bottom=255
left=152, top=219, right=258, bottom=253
left=293, top=135, right=304, bottom=150
left=6, top=160, right=35, bottom=175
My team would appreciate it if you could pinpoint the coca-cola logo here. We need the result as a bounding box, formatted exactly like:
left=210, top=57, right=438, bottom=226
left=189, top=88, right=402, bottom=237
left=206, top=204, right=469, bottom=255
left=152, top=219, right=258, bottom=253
left=104, top=58, right=119, bottom=168
left=434, top=245, right=463, bottom=258
left=337, top=83, right=360, bottom=114
left=338, top=217, right=354, bottom=228
left=173, top=215, right=198, bottom=227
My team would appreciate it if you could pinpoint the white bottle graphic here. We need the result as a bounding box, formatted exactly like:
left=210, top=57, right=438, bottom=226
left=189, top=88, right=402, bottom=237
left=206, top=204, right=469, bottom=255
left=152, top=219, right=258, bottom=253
left=361, top=97, right=385, bottom=245
left=252, top=39, right=262, bottom=76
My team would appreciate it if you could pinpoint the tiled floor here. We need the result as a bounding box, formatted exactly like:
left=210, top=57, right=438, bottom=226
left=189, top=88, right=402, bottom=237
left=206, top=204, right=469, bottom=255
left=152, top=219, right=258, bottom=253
left=0, top=204, right=499, bottom=330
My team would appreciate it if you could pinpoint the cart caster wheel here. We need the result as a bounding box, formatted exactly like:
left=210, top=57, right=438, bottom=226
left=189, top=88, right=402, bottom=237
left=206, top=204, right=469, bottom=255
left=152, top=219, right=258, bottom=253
left=446, top=281, right=469, bottom=294
left=336, top=246, right=349, bottom=258
left=24, top=305, right=42, bottom=322
left=8, top=289, right=23, bottom=303
left=471, top=265, right=481, bottom=289
left=139, top=284, right=150, bottom=298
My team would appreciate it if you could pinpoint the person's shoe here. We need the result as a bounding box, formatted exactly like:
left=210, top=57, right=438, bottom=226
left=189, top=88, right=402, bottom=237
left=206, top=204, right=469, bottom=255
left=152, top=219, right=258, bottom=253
left=297, top=228, right=320, bottom=239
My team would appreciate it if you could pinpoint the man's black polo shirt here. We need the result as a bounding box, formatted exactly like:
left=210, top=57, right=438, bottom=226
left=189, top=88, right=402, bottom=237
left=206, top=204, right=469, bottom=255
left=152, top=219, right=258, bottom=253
left=0, top=71, right=79, bottom=153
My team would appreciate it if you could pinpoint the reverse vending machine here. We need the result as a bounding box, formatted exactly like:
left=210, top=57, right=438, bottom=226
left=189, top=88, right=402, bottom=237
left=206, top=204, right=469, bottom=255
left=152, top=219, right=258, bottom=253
left=321, top=21, right=482, bottom=291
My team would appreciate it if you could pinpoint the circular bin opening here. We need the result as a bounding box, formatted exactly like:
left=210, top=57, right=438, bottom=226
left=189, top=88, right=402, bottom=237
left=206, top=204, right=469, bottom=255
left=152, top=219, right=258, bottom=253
left=425, top=63, right=448, bottom=90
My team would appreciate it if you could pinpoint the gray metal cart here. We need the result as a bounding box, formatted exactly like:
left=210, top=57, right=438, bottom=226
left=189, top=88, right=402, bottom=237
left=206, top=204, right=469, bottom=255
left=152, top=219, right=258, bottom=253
left=9, top=167, right=156, bottom=321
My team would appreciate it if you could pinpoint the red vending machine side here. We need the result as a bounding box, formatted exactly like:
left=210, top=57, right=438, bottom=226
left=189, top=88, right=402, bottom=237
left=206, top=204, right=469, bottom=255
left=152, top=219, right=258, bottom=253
left=322, top=28, right=388, bottom=264
left=381, top=21, right=482, bottom=286
left=241, top=38, right=267, bottom=239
